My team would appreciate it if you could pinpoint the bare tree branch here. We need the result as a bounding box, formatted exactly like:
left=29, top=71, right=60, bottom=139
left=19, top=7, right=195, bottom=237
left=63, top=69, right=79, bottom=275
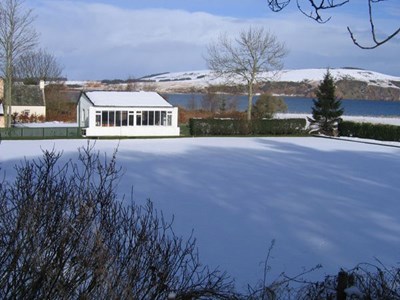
left=297, top=0, right=349, bottom=23
left=266, top=0, right=399, bottom=48
left=0, top=144, right=236, bottom=299
left=347, top=0, right=400, bottom=49
left=14, top=48, right=63, bottom=83
left=205, top=27, right=287, bottom=120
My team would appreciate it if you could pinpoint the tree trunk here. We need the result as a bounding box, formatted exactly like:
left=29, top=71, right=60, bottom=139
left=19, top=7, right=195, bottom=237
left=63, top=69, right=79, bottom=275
left=247, top=83, right=254, bottom=121
left=5, top=58, right=13, bottom=128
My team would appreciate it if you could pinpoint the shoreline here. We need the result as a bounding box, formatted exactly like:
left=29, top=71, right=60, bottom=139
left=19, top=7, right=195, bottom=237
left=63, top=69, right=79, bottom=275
left=276, top=113, right=400, bottom=126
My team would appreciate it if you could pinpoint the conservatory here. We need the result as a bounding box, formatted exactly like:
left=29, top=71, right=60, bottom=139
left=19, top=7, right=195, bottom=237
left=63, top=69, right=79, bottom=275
left=77, top=91, right=180, bottom=137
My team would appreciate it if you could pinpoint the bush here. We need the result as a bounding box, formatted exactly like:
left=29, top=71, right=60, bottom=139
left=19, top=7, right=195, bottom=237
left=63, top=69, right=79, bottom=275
left=0, top=144, right=235, bottom=299
left=339, top=121, right=400, bottom=142
left=252, top=94, right=287, bottom=119
left=189, top=118, right=307, bottom=136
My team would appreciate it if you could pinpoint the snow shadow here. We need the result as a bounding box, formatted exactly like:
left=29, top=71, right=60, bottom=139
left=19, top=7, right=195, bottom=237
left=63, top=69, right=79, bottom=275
left=1, top=138, right=400, bottom=289
left=117, top=138, right=400, bottom=288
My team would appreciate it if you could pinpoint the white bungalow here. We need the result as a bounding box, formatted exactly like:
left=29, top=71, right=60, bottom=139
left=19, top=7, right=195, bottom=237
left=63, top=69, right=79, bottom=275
left=77, top=91, right=180, bottom=137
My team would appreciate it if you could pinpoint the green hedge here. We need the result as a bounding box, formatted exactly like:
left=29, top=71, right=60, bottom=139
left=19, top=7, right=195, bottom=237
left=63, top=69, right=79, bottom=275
left=189, top=118, right=307, bottom=136
left=339, top=121, right=400, bottom=142
left=0, top=127, right=81, bottom=139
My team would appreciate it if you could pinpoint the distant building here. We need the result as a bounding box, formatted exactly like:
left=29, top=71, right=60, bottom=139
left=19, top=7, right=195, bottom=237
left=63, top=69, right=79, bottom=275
left=11, top=83, right=46, bottom=117
left=0, top=79, right=46, bottom=127
left=77, top=91, right=180, bottom=137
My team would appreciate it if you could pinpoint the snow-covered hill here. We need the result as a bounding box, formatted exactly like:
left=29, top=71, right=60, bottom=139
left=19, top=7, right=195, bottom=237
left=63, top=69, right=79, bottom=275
left=136, top=68, right=400, bottom=100
left=66, top=68, right=400, bottom=100
left=142, top=68, right=400, bottom=89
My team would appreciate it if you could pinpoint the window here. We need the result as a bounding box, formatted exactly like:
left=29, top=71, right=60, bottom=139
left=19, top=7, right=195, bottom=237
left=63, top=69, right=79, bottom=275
left=142, top=111, right=148, bottom=126
left=116, top=111, right=121, bottom=127
left=122, top=111, right=128, bottom=126
left=161, top=111, right=167, bottom=125
left=155, top=111, right=160, bottom=125
left=109, top=111, right=115, bottom=126
left=94, top=109, right=174, bottom=127
left=102, top=111, right=108, bottom=126
left=167, top=112, right=172, bottom=126
left=96, top=111, right=101, bottom=126
left=149, top=111, right=155, bottom=126
left=129, top=111, right=135, bottom=126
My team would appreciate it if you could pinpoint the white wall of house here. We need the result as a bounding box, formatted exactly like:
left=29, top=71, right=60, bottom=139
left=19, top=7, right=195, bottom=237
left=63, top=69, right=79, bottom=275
left=77, top=94, right=92, bottom=128
left=11, top=106, right=46, bottom=117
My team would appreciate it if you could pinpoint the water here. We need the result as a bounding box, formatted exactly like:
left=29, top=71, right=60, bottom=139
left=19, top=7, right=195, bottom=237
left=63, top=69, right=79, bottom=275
left=165, top=94, right=400, bottom=117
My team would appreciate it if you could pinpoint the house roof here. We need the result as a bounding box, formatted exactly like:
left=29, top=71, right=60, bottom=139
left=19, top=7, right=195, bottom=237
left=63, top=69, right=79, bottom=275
left=84, top=91, right=172, bottom=108
left=12, top=84, right=45, bottom=106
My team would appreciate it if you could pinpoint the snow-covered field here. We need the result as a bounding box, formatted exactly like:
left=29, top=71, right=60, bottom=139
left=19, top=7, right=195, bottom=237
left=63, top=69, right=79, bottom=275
left=1, top=137, right=400, bottom=289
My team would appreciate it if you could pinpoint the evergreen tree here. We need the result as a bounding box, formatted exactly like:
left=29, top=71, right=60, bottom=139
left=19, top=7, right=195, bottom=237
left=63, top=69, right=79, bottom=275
left=308, top=70, right=344, bottom=136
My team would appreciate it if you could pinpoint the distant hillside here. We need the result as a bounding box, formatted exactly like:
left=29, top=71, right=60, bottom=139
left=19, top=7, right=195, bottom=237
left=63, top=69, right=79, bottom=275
left=140, top=68, right=400, bottom=101
left=67, top=68, right=400, bottom=101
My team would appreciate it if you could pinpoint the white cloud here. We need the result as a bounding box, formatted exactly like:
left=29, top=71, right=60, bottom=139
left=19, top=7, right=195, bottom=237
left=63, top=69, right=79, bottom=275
left=33, top=1, right=400, bottom=79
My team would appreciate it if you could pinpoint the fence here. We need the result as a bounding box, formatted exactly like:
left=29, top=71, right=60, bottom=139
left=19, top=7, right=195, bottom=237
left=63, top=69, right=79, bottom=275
left=0, top=127, right=82, bottom=139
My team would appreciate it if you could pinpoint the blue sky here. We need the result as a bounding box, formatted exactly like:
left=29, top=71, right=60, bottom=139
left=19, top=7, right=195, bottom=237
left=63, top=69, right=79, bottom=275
left=26, top=0, right=399, bottom=80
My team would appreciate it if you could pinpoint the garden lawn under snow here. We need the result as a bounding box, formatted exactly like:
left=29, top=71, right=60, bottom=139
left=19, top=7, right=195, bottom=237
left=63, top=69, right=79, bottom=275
left=1, top=137, right=400, bottom=289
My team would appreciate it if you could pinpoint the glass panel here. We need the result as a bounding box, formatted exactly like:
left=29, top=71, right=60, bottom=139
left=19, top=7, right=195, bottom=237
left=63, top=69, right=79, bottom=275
left=129, top=114, right=134, bottom=126
left=122, top=111, right=128, bottom=126
left=109, top=111, right=115, bottom=126
left=136, top=112, right=142, bottom=126
left=155, top=111, right=160, bottom=125
left=161, top=111, right=166, bottom=126
left=102, top=111, right=108, bottom=126
left=142, top=111, right=148, bottom=126
left=149, top=111, right=154, bottom=126
left=116, top=111, right=121, bottom=127
left=96, top=114, right=101, bottom=126
left=167, top=113, right=172, bottom=126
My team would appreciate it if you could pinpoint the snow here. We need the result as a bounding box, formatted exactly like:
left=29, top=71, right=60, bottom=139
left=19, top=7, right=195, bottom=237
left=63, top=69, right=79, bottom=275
left=345, top=286, right=364, bottom=297
left=1, top=137, right=400, bottom=290
left=13, top=122, right=78, bottom=128
left=84, top=91, right=173, bottom=107
left=275, top=113, right=400, bottom=126
left=143, top=68, right=400, bottom=90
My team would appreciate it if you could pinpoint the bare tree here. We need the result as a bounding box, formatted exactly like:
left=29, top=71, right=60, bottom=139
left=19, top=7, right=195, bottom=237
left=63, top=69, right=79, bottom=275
left=0, top=0, right=38, bottom=127
left=206, top=27, right=287, bottom=120
left=14, top=48, right=63, bottom=84
left=267, top=0, right=399, bottom=49
left=0, top=144, right=236, bottom=299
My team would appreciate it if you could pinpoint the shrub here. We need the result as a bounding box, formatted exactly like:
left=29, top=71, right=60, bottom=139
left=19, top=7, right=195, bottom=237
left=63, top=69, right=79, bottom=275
left=339, top=121, right=400, bottom=142
left=0, top=145, right=235, bottom=299
left=189, top=118, right=306, bottom=136
left=252, top=94, right=287, bottom=119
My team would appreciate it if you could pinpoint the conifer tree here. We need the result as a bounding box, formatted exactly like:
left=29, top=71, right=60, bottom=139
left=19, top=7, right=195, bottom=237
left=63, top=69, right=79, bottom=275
left=308, top=70, right=344, bottom=136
